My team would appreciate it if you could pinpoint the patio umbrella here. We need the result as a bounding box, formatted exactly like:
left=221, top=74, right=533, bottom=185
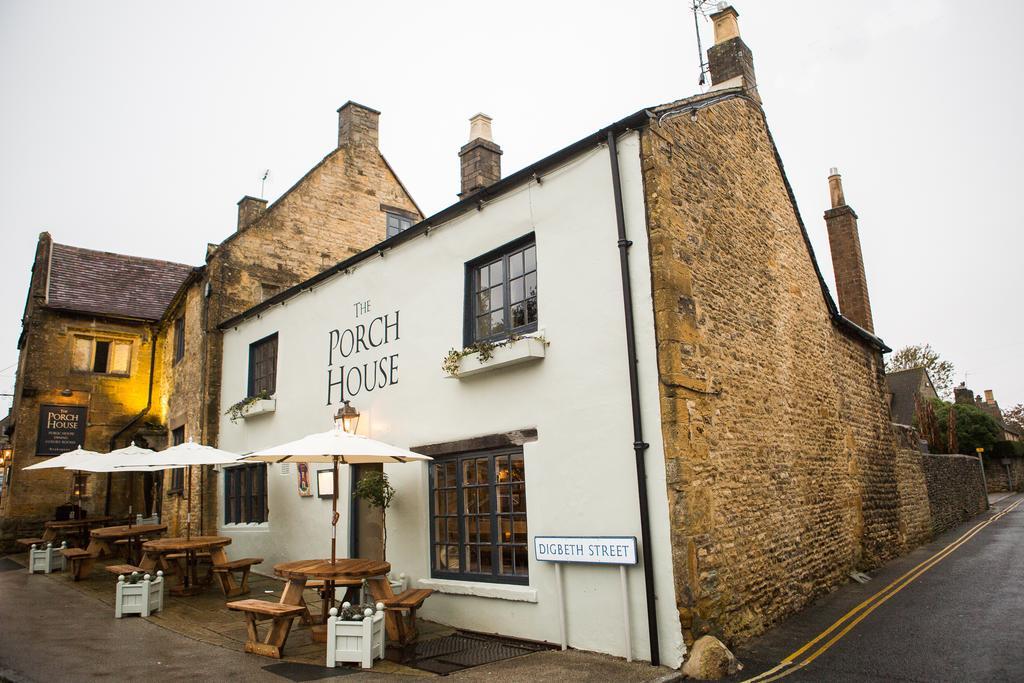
left=23, top=446, right=101, bottom=519
left=74, top=442, right=158, bottom=526
left=243, top=418, right=431, bottom=564
left=121, top=440, right=245, bottom=538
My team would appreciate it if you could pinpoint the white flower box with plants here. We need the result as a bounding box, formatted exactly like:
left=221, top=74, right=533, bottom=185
left=225, top=391, right=276, bottom=422
left=115, top=571, right=165, bottom=618
left=326, top=601, right=386, bottom=668
left=29, top=542, right=66, bottom=574
left=442, top=333, right=548, bottom=379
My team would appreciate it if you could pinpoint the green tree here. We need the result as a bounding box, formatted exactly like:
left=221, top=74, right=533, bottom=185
left=926, top=397, right=1002, bottom=455
left=885, top=344, right=956, bottom=399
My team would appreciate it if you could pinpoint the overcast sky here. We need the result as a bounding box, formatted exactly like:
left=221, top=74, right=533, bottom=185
left=1, top=0, right=1021, bottom=417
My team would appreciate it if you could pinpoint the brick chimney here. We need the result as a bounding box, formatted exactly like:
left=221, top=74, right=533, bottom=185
left=984, top=389, right=995, bottom=404
left=338, top=101, right=380, bottom=149
left=237, top=195, right=267, bottom=231
left=458, top=113, right=502, bottom=199
left=824, top=168, right=874, bottom=333
left=707, top=3, right=760, bottom=103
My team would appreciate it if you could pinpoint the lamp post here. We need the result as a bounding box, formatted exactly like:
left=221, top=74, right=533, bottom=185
left=329, top=401, right=360, bottom=564
left=976, top=447, right=989, bottom=509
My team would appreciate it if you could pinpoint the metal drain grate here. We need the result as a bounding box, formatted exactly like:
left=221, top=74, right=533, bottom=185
left=393, top=631, right=548, bottom=675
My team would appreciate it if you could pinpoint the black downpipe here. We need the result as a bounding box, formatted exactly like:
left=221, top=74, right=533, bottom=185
left=104, top=324, right=158, bottom=516
left=607, top=130, right=660, bottom=666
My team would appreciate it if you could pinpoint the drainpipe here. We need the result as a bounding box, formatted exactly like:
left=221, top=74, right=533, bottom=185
left=607, top=129, right=660, bottom=666
left=104, top=324, right=158, bottom=515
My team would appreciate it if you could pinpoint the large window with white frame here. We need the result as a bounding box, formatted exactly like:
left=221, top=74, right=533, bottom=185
left=71, top=336, right=132, bottom=376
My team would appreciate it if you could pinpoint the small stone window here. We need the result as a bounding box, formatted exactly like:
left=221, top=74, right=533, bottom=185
left=465, top=236, right=538, bottom=345
left=173, top=316, right=185, bottom=365
left=385, top=212, right=413, bottom=238
left=72, top=336, right=132, bottom=376
left=168, top=426, right=185, bottom=495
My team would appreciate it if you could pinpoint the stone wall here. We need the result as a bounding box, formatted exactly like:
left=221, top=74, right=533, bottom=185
left=156, top=103, right=421, bottom=534
left=640, top=93, right=931, bottom=643
left=982, top=455, right=1024, bottom=493
left=0, top=235, right=165, bottom=551
left=922, top=454, right=988, bottom=535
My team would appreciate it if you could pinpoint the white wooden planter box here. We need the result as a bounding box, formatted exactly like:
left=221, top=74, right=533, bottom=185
left=241, top=399, right=276, bottom=419
left=29, top=542, right=66, bottom=574
left=115, top=571, right=165, bottom=618
left=326, top=606, right=386, bottom=669
left=450, top=336, right=546, bottom=379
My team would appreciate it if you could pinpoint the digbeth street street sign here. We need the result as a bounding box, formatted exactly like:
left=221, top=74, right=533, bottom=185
left=534, top=536, right=638, bottom=565
left=534, top=535, right=640, bottom=661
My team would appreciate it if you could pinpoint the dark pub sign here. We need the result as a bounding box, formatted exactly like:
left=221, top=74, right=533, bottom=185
left=326, top=300, right=400, bottom=405
left=36, top=404, right=87, bottom=456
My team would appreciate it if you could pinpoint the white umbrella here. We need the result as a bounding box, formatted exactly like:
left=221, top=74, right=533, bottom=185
left=23, top=446, right=101, bottom=519
left=120, top=439, right=244, bottom=538
left=23, top=446, right=99, bottom=471
left=245, top=423, right=431, bottom=563
left=74, top=442, right=157, bottom=472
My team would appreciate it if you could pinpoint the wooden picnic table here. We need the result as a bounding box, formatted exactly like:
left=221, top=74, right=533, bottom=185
left=141, top=536, right=232, bottom=596
left=273, top=558, right=390, bottom=643
left=42, top=516, right=114, bottom=544
left=88, top=524, right=167, bottom=564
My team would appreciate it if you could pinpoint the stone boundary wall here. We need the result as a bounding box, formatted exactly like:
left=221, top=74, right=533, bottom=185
left=982, top=456, right=1024, bottom=493
left=922, top=454, right=988, bottom=536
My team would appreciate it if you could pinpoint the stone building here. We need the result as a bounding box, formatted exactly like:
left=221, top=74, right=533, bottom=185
left=0, top=102, right=421, bottom=547
left=885, top=367, right=939, bottom=427
left=155, top=101, right=421, bottom=536
left=0, top=235, right=192, bottom=548
left=210, top=4, right=948, bottom=664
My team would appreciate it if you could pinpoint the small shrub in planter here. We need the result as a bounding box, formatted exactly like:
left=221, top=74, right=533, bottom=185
left=115, top=571, right=164, bottom=618
left=326, top=600, right=386, bottom=668
left=29, top=542, right=66, bottom=574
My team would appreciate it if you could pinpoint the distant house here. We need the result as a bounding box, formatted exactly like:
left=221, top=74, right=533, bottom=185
left=885, top=367, right=939, bottom=427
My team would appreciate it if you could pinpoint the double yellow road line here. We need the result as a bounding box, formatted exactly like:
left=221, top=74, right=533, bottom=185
left=742, top=496, right=1023, bottom=682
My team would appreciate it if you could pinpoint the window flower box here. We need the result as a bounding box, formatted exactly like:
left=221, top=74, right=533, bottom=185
left=326, top=605, right=386, bottom=669
left=29, top=542, right=66, bottom=574
left=115, top=571, right=165, bottom=618
left=240, top=398, right=276, bottom=419
left=445, top=335, right=547, bottom=379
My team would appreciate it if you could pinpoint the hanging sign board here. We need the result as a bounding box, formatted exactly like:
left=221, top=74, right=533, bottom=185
left=534, top=536, right=638, bottom=565
left=36, top=405, right=88, bottom=456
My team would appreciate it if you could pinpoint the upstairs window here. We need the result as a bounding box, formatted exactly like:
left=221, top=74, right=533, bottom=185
left=72, top=336, right=132, bottom=376
left=168, top=426, right=185, bottom=494
left=173, top=316, right=185, bottom=365
left=248, top=333, right=278, bottom=397
left=465, top=237, right=537, bottom=345
left=386, top=211, right=413, bottom=238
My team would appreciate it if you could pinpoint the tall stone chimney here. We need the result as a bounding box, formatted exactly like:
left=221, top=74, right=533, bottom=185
left=338, top=101, right=380, bottom=149
left=984, top=389, right=995, bottom=404
left=954, top=383, right=974, bottom=405
left=707, top=3, right=760, bottom=103
left=459, top=113, right=502, bottom=199
left=237, top=195, right=267, bottom=231
left=825, top=168, right=874, bottom=333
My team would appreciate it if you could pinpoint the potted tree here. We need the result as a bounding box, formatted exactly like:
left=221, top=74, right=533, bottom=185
left=353, top=471, right=405, bottom=592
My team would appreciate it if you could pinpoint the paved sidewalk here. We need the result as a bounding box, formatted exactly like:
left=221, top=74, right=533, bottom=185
left=0, top=557, right=676, bottom=682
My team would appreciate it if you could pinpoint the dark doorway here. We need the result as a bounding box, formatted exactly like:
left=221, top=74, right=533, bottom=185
left=349, top=463, right=384, bottom=560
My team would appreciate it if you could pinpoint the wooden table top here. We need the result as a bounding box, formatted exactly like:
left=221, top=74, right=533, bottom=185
left=45, top=516, right=114, bottom=530
left=141, top=536, right=231, bottom=553
left=91, top=524, right=167, bottom=540
left=274, top=558, right=390, bottom=581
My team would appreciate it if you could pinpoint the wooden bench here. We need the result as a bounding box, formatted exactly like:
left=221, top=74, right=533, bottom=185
left=61, top=548, right=97, bottom=581
left=367, top=577, right=434, bottom=645
left=16, top=537, right=46, bottom=548
left=212, top=557, right=262, bottom=597
left=226, top=599, right=306, bottom=659
left=104, top=564, right=146, bottom=577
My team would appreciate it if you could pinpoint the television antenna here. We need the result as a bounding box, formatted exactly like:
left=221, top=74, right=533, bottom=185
left=260, top=169, right=270, bottom=199
left=691, top=1, right=718, bottom=86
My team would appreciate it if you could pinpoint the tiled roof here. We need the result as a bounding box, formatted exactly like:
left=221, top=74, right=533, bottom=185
left=46, top=242, right=195, bottom=321
left=885, top=367, right=935, bottom=426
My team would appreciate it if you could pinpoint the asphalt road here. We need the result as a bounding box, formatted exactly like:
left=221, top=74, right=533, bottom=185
left=732, top=493, right=1024, bottom=682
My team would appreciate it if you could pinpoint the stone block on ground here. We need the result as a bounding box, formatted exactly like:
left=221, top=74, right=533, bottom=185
left=681, top=635, right=740, bottom=680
